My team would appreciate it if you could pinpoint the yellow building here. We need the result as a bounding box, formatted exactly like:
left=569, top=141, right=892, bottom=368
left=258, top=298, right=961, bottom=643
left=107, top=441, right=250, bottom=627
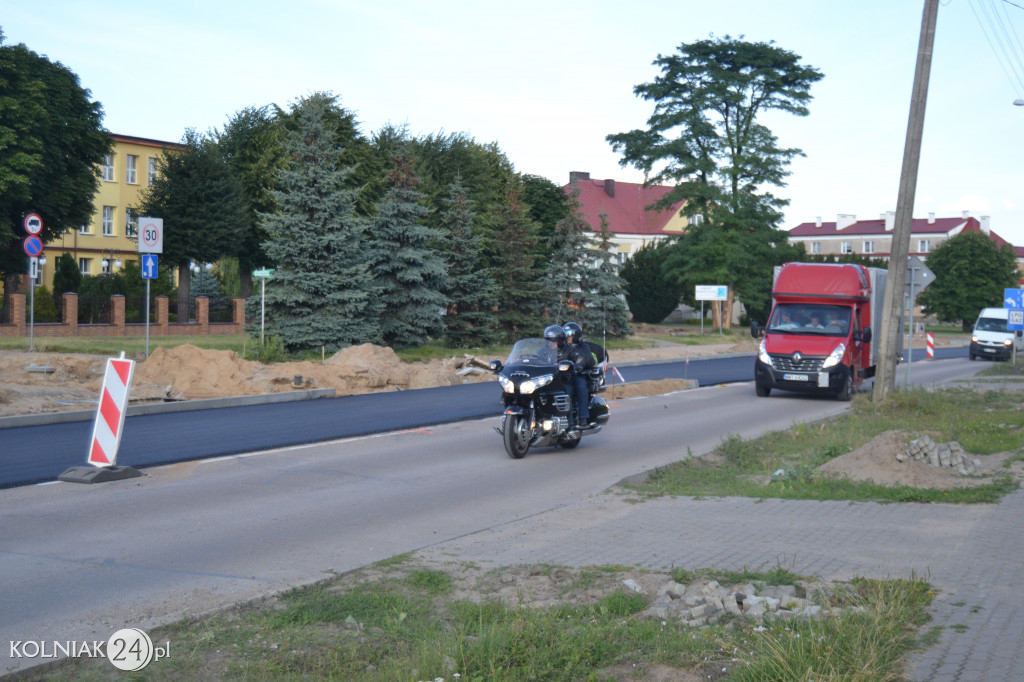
left=38, top=133, right=179, bottom=288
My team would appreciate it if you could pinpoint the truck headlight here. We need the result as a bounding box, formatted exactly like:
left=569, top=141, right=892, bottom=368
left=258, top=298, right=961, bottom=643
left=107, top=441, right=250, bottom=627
left=520, top=374, right=554, bottom=395
left=821, top=343, right=847, bottom=369
left=758, top=339, right=772, bottom=367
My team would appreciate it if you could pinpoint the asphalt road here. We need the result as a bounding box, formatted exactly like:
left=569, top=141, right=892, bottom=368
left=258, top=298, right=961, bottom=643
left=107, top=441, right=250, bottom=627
left=0, top=346, right=967, bottom=488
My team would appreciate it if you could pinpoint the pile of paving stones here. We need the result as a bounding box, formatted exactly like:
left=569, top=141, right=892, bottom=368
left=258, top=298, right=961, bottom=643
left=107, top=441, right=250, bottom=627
left=899, top=435, right=982, bottom=475
left=623, top=575, right=860, bottom=627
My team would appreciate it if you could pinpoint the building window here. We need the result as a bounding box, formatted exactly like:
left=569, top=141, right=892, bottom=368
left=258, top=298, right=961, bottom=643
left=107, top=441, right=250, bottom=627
left=918, top=239, right=931, bottom=253
left=841, top=241, right=852, bottom=255
left=863, top=240, right=875, bottom=254
left=810, top=241, right=821, bottom=255
left=126, top=154, right=138, bottom=184
left=102, top=206, right=115, bottom=236
left=687, top=214, right=704, bottom=226
left=102, top=153, right=115, bottom=182
left=79, top=223, right=91, bottom=235
left=148, top=157, right=158, bottom=185
left=79, top=258, right=91, bottom=275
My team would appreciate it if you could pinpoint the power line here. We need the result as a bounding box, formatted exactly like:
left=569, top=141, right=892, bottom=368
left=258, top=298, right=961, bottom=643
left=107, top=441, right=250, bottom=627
left=969, top=0, right=1024, bottom=97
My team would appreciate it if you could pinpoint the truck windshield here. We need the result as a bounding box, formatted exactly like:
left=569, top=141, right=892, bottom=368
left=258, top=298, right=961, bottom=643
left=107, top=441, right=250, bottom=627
left=768, top=304, right=851, bottom=336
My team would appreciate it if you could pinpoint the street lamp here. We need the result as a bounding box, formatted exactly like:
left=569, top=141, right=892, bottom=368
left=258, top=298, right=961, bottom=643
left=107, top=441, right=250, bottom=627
left=101, top=249, right=121, bottom=274
left=190, top=261, right=213, bottom=275
left=1015, top=99, right=1024, bottom=106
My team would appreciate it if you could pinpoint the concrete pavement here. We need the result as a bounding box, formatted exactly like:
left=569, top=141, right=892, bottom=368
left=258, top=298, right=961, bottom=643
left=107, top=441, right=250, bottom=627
left=415, top=474, right=1024, bottom=681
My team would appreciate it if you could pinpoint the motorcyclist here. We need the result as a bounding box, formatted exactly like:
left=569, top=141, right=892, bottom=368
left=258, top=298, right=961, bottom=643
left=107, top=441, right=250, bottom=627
left=562, top=321, right=595, bottom=428
left=541, top=324, right=567, bottom=364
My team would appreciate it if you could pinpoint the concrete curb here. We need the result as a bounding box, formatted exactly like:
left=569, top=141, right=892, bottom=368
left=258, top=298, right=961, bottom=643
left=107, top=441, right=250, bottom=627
left=0, top=388, right=337, bottom=429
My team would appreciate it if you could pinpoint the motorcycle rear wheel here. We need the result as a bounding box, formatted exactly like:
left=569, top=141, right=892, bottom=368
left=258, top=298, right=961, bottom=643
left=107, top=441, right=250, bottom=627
left=503, top=414, right=531, bottom=459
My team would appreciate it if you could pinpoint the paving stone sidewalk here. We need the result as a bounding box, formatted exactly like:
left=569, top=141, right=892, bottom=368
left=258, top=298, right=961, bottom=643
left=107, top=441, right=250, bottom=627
left=416, top=485, right=1024, bottom=681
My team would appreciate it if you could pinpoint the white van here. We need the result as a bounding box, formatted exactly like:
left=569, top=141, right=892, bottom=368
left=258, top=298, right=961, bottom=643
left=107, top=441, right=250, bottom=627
left=970, top=307, right=1024, bottom=361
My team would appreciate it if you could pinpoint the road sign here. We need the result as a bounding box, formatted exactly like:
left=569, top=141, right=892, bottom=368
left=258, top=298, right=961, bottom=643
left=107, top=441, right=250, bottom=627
left=905, top=255, right=934, bottom=293
left=1004, top=288, right=1024, bottom=309
left=141, top=254, right=158, bottom=280
left=23, top=236, right=43, bottom=257
left=87, top=356, right=135, bottom=467
left=138, top=217, right=164, bottom=254
left=29, top=257, right=38, bottom=279
left=252, top=268, right=275, bottom=279
left=1009, top=309, right=1024, bottom=331
left=23, top=213, right=43, bottom=236
left=695, top=285, right=727, bottom=301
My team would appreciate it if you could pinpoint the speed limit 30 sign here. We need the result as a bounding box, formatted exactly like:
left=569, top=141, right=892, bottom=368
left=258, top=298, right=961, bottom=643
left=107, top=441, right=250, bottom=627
left=137, top=217, right=163, bottom=254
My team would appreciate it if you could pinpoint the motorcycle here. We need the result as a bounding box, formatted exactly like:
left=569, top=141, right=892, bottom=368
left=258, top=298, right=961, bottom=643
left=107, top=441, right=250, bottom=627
left=488, top=338, right=610, bottom=459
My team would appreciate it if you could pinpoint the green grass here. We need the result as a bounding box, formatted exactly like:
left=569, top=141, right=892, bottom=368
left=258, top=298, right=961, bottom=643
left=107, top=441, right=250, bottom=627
left=24, top=562, right=934, bottom=682
left=630, top=387, right=1024, bottom=504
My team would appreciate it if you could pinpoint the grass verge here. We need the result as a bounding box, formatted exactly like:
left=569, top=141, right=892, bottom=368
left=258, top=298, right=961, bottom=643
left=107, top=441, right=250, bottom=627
left=17, top=560, right=933, bottom=682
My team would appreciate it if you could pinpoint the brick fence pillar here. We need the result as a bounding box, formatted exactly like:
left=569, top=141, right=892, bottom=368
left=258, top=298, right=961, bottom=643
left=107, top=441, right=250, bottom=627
left=196, top=296, right=209, bottom=334
left=155, top=296, right=168, bottom=335
left=62, top=293, right=78, bottom=335
left=233, top=297, right=246, bottom=332
left=111, top=295, right=125, bottom=336
left=10, top=293, right=26, bottom=334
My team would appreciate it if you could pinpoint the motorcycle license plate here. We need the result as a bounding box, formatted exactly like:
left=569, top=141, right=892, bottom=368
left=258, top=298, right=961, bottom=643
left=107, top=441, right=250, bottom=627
left=783, top=373, right=809, bottom=381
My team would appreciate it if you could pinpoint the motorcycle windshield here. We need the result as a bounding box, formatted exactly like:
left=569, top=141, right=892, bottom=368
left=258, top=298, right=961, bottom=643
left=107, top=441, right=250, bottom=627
left=506, top=338, right=560, bottom=367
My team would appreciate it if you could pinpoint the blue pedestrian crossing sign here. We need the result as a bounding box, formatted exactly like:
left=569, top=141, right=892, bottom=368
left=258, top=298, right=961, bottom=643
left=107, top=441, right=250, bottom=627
left=141, top=254, right=158, bottom=280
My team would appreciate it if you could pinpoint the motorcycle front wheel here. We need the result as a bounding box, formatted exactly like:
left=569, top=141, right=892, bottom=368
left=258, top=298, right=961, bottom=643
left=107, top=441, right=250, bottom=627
left=503, top=414, right=531, bottom=459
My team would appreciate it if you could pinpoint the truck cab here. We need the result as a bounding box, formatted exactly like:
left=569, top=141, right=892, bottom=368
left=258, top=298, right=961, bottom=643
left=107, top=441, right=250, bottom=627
left=751, top=263, right=885, bottom=401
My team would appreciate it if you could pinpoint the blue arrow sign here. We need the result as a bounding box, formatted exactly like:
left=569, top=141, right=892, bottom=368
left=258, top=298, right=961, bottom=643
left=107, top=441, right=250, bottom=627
left=141, top=254, right=158, bottom=280
left=1005, top=288, right=1024, bottom=309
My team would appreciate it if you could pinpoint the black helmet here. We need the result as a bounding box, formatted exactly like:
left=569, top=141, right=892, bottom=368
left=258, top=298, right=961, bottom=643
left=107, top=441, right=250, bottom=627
left=563, top=321, right=583, bottom=344
left=543, top=324, right=567, bottom=348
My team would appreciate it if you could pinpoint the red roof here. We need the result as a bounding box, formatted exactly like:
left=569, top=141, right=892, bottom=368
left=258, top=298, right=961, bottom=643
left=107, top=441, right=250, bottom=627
left=790, top=216, right=1023, bottom=258
left=562, top=173, right=685, bottom=235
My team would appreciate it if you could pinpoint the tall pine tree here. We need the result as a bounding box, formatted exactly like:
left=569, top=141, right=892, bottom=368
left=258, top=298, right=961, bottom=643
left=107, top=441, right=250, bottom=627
left=369, top=152, right=449, bottom=348
left=545, top=187, right=595, bottom=324
left=439, top=178, right=498, bottom=347
left=492, top=183, right=546, bottom=340
left=582, top=214, right=631, bottom=338
left=257, top=93, right=380, bottom=352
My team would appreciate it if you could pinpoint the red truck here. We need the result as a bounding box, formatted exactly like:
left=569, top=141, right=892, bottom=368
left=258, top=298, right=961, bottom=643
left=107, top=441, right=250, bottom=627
left=750, top=262, right=888, bottom=400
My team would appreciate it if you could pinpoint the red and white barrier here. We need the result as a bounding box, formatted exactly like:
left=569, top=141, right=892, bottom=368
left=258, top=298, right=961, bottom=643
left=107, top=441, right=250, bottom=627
left=926, top=332, right=934, bottom=359
left=87, top=356, right=135, bottom=467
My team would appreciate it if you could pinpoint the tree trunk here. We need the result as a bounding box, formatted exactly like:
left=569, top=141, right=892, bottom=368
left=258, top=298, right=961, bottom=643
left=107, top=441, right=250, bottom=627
left=178, top=263, right=191, bottom=323
left=239, top=269, right=253, bottom=299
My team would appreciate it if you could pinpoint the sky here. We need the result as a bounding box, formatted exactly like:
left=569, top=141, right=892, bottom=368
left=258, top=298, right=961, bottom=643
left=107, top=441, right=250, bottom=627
left=3, top=0, right=1024, bottom=244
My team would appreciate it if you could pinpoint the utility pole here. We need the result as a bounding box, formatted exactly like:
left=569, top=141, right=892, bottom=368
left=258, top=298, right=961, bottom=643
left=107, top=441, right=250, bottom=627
left=873, top=0, right=940, bottom=403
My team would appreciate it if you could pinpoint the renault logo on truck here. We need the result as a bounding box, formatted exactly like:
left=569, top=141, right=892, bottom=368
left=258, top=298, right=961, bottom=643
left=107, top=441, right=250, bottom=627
left=793, top=352, right=803, bottom=362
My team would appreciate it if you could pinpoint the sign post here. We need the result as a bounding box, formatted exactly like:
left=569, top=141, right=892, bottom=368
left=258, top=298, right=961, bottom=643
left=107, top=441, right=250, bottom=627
left=695, top=285, right=728, bottom=336
left=137, top=218, right=164, bottom=358
left=904, top=256, right=934, bottom=388
left=252, top=268, right=275, bottom=345
left=58, top=352, right=142, bottom=484
left=22, top=218, right=44, bottom=351
left=1004, top=288, right=1024, bottom=367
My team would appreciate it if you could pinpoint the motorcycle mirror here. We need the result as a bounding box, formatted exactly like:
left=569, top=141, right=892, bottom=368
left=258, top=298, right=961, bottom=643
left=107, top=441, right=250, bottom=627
left=558, top=360, right=574, bottom=373
left=489, top=359, right=503, bottom=372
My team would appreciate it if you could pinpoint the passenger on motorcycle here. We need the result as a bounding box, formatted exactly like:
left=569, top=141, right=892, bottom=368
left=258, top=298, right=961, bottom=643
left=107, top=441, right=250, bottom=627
left=562, top=321, right=596, bottom=428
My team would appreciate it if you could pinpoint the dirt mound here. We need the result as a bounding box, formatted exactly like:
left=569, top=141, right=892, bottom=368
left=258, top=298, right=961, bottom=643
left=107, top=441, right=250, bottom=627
left=815, top=430, right=1022, bottom=489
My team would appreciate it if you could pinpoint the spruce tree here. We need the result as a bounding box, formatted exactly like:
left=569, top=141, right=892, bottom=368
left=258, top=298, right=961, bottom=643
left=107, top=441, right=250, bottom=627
left=257, top=93, right=380, bottom=352
left=583, top=214, right=632, bottom=338
left=439, top=178, right=499, bottom=347
left=492, top=183, right=546, bottom=340
left=369, top=151, right=449, bottom=348
left=545, top=187, right=595, bottom=325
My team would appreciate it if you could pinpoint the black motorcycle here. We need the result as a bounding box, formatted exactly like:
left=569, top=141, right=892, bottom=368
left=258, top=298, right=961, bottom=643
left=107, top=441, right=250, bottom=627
left=488, top=338, right=610, bottom=459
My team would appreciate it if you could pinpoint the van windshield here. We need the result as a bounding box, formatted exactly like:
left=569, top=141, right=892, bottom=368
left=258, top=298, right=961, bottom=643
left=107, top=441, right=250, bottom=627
left=768, top=304, right=851, bottom=336
left=976, top=317, right=1009, bottom=333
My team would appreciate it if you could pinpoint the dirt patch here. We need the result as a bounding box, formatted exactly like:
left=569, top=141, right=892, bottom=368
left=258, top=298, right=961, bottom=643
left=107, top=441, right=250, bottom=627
left=815, top=430, right=1023, bottom=489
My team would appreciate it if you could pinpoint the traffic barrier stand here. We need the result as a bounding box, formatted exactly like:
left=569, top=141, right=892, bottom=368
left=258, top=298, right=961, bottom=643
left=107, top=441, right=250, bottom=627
left=926, top=332, right=934, bottom=359
left=59, top=352, right=142, bottom=484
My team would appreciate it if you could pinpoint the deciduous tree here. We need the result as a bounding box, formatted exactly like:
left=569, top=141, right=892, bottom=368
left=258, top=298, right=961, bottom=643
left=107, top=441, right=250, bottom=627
left=0, top=32, right=111, bottom=321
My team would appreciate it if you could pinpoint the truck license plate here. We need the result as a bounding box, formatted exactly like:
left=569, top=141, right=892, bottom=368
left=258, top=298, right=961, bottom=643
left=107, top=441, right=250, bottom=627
left=783, top=373, right=809, bottom=381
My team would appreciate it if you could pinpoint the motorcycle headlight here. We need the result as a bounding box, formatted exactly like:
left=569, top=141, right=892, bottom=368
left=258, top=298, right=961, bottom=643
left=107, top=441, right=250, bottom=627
left=520, top=374, right=554, bottom=395
left=497, top=374, right=515, bottom=393
left=758, top=339, right=772, bottom=367
left=821, top=343, right=847, bottom=369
